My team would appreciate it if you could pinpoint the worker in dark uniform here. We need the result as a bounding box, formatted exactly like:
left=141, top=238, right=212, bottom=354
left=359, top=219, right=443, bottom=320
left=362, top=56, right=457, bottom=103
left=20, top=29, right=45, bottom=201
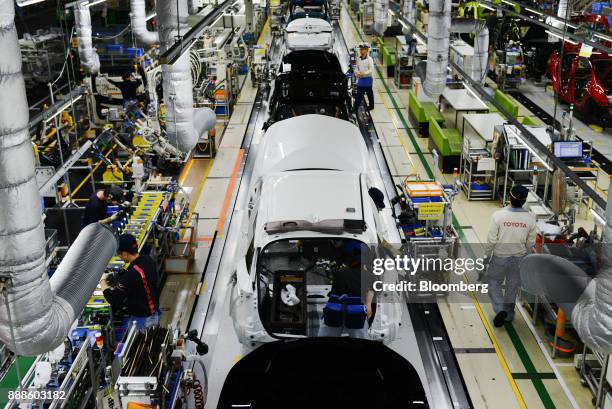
left=108, top=72, right=143, bottom=108
left=101, top=234, right=161, bottom=331
left=81, top=185, right=125, bottom=228
left=318, top=240, right=374, bottom=338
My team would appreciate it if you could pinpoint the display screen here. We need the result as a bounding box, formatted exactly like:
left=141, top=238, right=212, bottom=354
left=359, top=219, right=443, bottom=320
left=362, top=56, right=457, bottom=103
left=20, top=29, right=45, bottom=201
left=553, top=141, right=583, bottom=158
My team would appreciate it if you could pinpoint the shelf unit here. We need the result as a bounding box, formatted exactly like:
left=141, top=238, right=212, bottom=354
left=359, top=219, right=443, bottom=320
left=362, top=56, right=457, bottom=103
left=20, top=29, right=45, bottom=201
left=579, top=345, right=610, bottom=408
left=360, top=2, right=374, bottom=33
left=496, top=125, right=551, bottom=206
left=394, top=36, right=413, bottom=89
left=459, top=139, right=497, bottom=200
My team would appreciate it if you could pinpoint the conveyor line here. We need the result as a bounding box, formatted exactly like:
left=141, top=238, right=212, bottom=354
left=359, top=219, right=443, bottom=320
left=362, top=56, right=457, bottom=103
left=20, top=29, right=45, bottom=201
left=186, top=21, right=471, bottom=409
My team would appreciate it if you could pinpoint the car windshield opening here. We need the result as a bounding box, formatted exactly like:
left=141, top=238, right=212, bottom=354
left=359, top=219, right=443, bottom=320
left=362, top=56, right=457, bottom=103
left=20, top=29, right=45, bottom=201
left=256, top=238, right=374, bottom=339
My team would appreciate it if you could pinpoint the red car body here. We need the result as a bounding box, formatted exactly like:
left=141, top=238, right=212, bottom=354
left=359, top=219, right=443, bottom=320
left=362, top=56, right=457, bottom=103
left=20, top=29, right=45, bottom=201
left=547, top=15, right=612, bottom=124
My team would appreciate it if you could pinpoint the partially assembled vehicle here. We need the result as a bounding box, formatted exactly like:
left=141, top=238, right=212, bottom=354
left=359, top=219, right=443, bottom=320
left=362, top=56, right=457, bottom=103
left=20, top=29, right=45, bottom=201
left=287, top=0, right=331, bottom=23
left=217, top=338, right=428, bottom=408
left=268, top=50, right=350, bottom=122
left=230, top=114, right=402, bottom=345
left=547, top=45, right=612, bottom=125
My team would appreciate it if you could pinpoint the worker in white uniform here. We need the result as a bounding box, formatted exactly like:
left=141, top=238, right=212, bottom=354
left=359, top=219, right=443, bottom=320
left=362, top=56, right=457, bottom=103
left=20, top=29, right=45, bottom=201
left=484, top=185, right=537, bottom=327
left=353, top=43, right=375, bottom=112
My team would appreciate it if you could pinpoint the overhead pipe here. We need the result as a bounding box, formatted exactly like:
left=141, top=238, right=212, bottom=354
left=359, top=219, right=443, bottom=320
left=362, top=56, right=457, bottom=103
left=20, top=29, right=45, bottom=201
left=401, top=0, right=415, bottom=33
left=0, top=0, right=117, bottom=356
left=156, top=0, right=197, bottom=153
left=374, top=0, right=390, bottom=36
left=130, top=0, right=159, bottom=45
left=420, top=12, right=489, bottom=96
left=450, top=19, right=489, bottom=83
left=188, top=0, right=199, bottom=14
left=422, top=0, right=451, bottom=98
left=74, top=2, right=100, bottom=74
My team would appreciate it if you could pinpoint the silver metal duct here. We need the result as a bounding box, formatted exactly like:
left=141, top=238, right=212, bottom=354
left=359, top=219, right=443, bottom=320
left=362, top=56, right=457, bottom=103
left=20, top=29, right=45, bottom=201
left=188, top=0, right=199, bottom=15
left=157, top=0, right=197, bottom=153
left=74, top=2, right=100, bottom=74
left=130, top=0, right=159, bottom=45
left=423, top=0, right=451, bottom=97
left=194, top=107, right=217, bottom=136
left=402, top=0, right=415, bottom=33
left=520, top=184, right=612, bottom=353
left=422, top=10, right=488, bottom=96
left=374, top=0, right=389, bottom=35
left=451, top=19, right=489, bottom=83
left=0, top=0, right=117, bottom=357
left=572, top=186, right=612, bottom=353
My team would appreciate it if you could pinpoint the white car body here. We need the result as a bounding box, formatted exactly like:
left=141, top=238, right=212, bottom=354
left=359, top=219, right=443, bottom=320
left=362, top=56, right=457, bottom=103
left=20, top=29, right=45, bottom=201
left=229, top=114, right=402, bottom=345
left=285, top=17, right=333, bottom=51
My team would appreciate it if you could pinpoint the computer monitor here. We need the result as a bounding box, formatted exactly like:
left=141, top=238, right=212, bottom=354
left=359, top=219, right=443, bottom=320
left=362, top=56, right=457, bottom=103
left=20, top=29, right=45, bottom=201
left=553, top=141, right=583, bottom=159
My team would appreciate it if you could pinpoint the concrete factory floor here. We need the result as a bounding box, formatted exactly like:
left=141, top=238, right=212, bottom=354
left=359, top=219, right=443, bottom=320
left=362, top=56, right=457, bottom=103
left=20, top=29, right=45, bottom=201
left=158, top=11, right=599, bottom=409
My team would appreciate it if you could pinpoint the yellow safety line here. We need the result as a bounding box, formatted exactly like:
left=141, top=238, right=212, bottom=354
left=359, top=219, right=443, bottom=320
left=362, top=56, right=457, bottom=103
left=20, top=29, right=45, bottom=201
left=257, top=18, right=270, bottom=46
left=178, top=157, right=194, bottom=186
left=470, top=292, right=529, bottom=409
left=372, top=77, right=417, bottom=174
left=72, top=145, right=116, bottom=196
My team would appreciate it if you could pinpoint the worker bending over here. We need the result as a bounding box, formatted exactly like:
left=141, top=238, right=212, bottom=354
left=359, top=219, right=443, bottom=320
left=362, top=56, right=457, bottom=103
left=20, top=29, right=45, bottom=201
left=484, top=185, right=536, bottom=327
left=319, top=240, right=374, bottom=338
left=108, top=72, right=142, bottom=108
left=353, top=43, right=375, bottom=112
left=81, top=185, right=125, bottom=228
left=101, top=234, right=161, bottom=331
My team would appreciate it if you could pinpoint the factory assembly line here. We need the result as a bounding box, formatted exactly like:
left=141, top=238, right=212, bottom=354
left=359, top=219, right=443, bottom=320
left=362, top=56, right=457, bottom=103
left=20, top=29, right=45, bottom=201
left=2, top=0, right=612, bottom=408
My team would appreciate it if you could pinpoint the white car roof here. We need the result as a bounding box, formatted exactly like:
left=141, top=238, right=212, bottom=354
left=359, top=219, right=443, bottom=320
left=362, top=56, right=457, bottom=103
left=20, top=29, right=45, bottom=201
left=285, top=18, right=333, bottom=50
left=255, top=115, right=369, bottom=176
left=286, top=17, right=332, bottom=33
left=259, top=170, right=363, bottom=225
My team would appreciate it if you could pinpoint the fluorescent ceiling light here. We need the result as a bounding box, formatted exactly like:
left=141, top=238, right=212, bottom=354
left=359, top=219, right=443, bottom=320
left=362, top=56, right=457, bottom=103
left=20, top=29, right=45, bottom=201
left=546, top=30, right=578, bottom=45
left=590, top=208, right=606, bottom=225
left=45, top=94, right=83, bottom=123
left=594, top=32, right=612, bottom=42
left=465, top=84, right=486, bottom=106
left=480, top=4, right=495, bottom=11
left=501, top=0, right=515, bottom=6
left=525, top=7, right=544, bottom=16
left=16, top=0, right=45, bottom=6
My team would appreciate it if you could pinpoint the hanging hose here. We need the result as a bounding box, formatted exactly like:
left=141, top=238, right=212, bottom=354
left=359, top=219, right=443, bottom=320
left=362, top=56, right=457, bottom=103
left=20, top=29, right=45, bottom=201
left=192, top=377, right=205, bottom=409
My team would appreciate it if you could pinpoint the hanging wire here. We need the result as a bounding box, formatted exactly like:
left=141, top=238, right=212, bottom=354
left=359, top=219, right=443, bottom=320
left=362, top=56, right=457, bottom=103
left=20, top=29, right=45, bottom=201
left=552, top=0, right=572, bottom=132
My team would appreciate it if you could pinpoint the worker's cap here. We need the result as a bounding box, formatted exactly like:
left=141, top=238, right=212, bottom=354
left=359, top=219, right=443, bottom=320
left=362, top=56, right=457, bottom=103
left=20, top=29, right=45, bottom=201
left=117, top=234, right=138, bottom=253
left=358, top=42, right=370, bottom=49
left=510, top=184, right=529, bottom=201
left=368, top=187, right=386, bottom=209
left=107, top=185, right=124, bottom=202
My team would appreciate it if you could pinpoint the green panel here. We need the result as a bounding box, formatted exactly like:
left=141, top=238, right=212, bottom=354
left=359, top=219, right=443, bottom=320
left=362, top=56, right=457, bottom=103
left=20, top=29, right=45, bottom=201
left=408, top=90, right=425, bottom=122
left=520, top=116, right=542, bottom=126
left=494, top=90, right=519, bottom=118
left=429, top=120, right=462, bottom=156
left=0, top=356, right=36, bottom=406
left=423, top=103, right=444, bottom=123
